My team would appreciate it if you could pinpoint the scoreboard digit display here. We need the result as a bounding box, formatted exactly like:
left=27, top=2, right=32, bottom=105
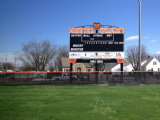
left=82, top=33, right=113, bottom=41
left=70, top=33, right=124, bottom=52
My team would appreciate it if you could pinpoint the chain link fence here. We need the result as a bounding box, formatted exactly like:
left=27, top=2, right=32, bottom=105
left=0, top=71, right=160, bottom=86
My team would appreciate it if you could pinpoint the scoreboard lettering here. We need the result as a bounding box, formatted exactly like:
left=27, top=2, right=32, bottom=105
left=82, top=34, right=113, bottom=41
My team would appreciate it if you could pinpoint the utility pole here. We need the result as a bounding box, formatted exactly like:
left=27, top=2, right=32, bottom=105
left=139, top=0, right=141, bottom=71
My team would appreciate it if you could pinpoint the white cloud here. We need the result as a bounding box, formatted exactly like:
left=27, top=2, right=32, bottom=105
left=125, top=35, right=139, bottom=40
left=156, top=51, right=160, bottom=54
left=145, top=36, right=149, bottom=39
left=151, top=40, right=156, bottom=42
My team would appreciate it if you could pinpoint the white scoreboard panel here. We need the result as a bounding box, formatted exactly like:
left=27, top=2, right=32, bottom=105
left=69, top=52, right=124, bottom=59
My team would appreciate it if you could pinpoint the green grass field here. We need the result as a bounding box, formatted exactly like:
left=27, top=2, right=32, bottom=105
left=1, top=85, right=160, bottom=120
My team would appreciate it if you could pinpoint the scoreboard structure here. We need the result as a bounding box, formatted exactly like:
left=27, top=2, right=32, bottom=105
left=69, top=23, right=124, bottom=63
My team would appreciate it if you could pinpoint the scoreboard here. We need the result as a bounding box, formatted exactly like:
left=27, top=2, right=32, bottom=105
left=70, top=33, right=124, bottom=52
left=69, top=33, right=124, bottom=60
left=69, top=23, right=125, bottom=63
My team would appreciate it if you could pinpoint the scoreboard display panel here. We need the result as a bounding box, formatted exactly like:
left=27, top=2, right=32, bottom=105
left=70, top=33, right=124, bottom=52
left=69, top=33, right=124, bottom=60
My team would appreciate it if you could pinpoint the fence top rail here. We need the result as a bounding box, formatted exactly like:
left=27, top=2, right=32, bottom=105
left=1, top=71, right=160, bottom=74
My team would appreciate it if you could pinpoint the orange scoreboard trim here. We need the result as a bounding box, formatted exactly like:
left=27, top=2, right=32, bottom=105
left=70, top=28, right=124, bottom=34
left=69, top=58, right=124, bottom=63
left=69, top=58, right=77, bottom=63
left=116, top=59, right=125, bottom=63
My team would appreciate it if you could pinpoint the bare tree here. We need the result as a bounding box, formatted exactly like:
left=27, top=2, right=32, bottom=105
left=54, top=45, right=69, bottom=71
left=89, top=63, right=106, bottom=71
left=153, top=54, right=160, bottom=62
left=58, top=45, right=69, bottom=57
left=20, top=63, right=34, bottom=71
left=3, top=62, right=14, bottom=70
left=15, top=40, right=57, bottom=71
left=48, top=59, right=57, bottom=71
left=126, top=44, right=149, bottom=71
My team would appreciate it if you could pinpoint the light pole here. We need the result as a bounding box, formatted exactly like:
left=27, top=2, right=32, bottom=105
left=139, top=0, right=141, bottom=71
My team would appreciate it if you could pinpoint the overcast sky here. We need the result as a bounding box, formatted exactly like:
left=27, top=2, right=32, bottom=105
left=0, top=0, right=160, bottom=63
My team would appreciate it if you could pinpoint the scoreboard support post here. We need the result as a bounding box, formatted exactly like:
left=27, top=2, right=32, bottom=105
left=70, top=63, right=73, bottom=84
left=95, top=30, right=98, bottom=84
left=120, top=63, right=123, bottom=83
left=95, top=62, right=98, bottom=84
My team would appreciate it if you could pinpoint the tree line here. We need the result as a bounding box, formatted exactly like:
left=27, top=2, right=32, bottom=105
left=13, top=40, right=69, bottom=71
left=1, top=39, right=160, bottom=71
left=126, top=45, right=160, bottom=71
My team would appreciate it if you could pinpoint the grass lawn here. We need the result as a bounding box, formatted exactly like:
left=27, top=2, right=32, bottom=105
left=1, top=85, right=160, bottom=120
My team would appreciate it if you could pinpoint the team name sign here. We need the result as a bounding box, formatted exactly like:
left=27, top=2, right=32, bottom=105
left=70, top=28, right=124, bottom=34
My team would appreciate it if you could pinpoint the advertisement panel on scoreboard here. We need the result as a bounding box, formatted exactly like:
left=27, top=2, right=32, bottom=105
left=69, top=52, right=124, bottom=59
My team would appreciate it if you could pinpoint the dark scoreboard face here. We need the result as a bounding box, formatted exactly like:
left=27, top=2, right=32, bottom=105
left=70, top=33, right=124, bottom=52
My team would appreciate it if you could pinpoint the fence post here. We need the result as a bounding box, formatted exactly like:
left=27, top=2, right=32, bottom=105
left=70, top=63, right=73, bottom=84
left=3, top=72, right=4, bottom=85
left=121, top=63, right=123, bottom=84
left=45, top=73, right=46, bottom=85
left=95, top=63, right=98, bottom=84
left=26, top=73, right=28, bottom=85
left=135, top=72, right=137, bottom=81
left=50, top=73, right=52, bottom=85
